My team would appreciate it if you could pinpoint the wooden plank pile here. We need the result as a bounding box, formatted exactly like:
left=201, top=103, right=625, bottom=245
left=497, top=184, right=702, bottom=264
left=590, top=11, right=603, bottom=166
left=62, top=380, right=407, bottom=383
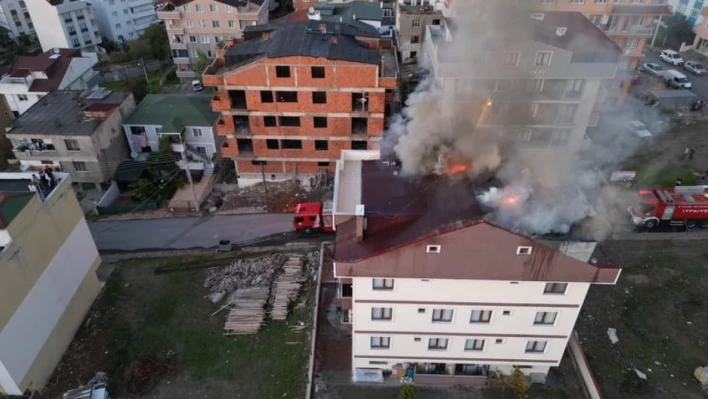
left=223, top=286, right=270, bottom=335
left=204, top=253, right=286, bottom=303
left=270, top=255, right=306, bottom=320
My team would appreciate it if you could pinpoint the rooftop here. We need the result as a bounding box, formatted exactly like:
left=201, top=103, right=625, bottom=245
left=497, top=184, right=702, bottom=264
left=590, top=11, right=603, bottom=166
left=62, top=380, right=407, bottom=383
left=3, top=48, right=86, bottom=93
left=223, top=20, right=383, bottom=69
left=124, top=94, right=219, bottom=133
left=7, top=89, right=129, bottom=137
left=157, top=0, right=266, bottom=8
left=398, top=2, right=442, bottom=14
left=439, top=12, right=621, bottom=64
left=310, top=1, right=392, bottom=22
left=0, top=171, right=71, bottom=229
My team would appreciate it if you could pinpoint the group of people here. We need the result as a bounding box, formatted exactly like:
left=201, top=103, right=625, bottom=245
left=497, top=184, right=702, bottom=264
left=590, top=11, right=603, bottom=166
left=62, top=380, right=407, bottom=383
left=31, top=167, right=57, bottom=193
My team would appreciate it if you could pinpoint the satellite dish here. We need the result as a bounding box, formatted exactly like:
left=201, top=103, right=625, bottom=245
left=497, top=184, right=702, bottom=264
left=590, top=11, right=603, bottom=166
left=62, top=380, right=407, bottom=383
left=130, top=151, right=138, bottom=160
left=52, top=48, right=60, bottom=54
left=308, top=6, right=314, bottom=14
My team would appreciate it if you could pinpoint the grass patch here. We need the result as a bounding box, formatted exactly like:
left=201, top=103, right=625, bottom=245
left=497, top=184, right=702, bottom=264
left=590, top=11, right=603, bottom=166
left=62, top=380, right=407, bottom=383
left=100, top=66, right=176, bottom=93
left=623, top=160, right=696, bottom=188
left=576, top=240, right=708, bottom=399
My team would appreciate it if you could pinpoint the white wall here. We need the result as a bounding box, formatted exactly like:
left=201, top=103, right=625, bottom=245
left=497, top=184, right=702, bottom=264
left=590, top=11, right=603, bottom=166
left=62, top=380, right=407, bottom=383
left=91, top=0, right=157, bottom=42
left=184, top=126, right=217, bottom=159
left=123, top=124, right=161, bottom=154
left=59, top=54, right=99, bottom=90
left=25, top=0, right=70, bottom=51
left=4, top=93, right=41, bottom=115
left=0, top=218, right=99, bottom=390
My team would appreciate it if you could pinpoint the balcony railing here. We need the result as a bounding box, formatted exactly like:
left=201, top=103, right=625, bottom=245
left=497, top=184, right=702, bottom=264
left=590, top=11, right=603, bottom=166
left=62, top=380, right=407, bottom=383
left=13, top=142, right=56, bottom=153
left=629, top=25, right=654, bottom=36
left=157, top=10, right=181, bottom=19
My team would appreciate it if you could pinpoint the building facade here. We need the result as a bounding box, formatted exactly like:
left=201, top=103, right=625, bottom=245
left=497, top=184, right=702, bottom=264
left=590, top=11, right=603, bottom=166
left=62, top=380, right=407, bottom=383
left=0, top=0, right=35, bottom=40
left=202, top=20, right=398, bottom=185
left=156, top=0, right=269, bottom=80
left=122, top=94, right=220, bottom=175
left=304, top=2, right=395, bottom=38
left=25, top=0, right=102, bottom=52
left=91, top=0, right=158, bottom=43
left=330, top=151, right=622, bottom=384
left=0, top=172, right=102, bottom=396
left=6, top=89, right=136, bottom=190
left=396, top=0, right=444, bottom=63
left=422, top=12, right=619, bottom=158
left=0, top=49, right=99, bottom=117
left=669, top=0, right=704, bottom=24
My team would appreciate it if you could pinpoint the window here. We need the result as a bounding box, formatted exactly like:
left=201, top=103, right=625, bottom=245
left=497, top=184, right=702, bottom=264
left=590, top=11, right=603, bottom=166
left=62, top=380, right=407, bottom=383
left=557, top=104, right=577, bottom=123
left=432, top=309, right=453, bottom=322
left=279, top=116, right=300, bottom=127
left=589, top=14, right=603, bottom=26
left=251, top=160, right=267, bottom=166
left=411, top=35, right=420, bottom=44
left=372, top=307, right=392, bottom=320
left=595, top=0, right=607, bottom=3
left=65, top=139, right=80, bottom=151
left=526, top=340, right=547, bottom=353
left=418, top=308, right=426, bottom=314
left=470, top=310, right=492, bottom=323
left=183, top=4, right=190, bottom=11
left=318, top=162, right=330, bottom=167
left=540, top=0, right=555, bottom=3
left=264, top=116, right=277, bottom=127
left=503, top=310, right=511, bottom=316
left=426, top=244, right=441, bottom=253
left=17, top=94, right=28, bottom=101
left=351, top=141, right=367, bottom=150
left=275, top=66, right=291, bottom=78
left=315, top=140, right=328, bottom=151
left=228, top=20, right=235, bottom=29
left=373, top=278, right=394, bottom=290
left=569, top=0, right=584, bottom=3
left=195, top=4, right=204, bottom=12
left=198, top=19, right=207, bottom=28
left=212, top=20, right=220, bottom=28
left=371, top=337, right=390, bottom=349
left=565, top=79, right=584, bottom=98
left=115, top=23, right=121, bottom=29
left=276, top=92, right=298, bottom=102
left=502, top=52, right=520, bottom=66
left=534, top=312, right=558, bottom=325
left=516, top=246, right=532, bottom=255
left=209, top=4, right=218, bottom=12
left=264, top=139, right=279, bottom=150
left=428, top=338, right=448, bottom=350
left=226, top=5, right=234, bottom=12
left=534, top=51, right=552, bottom=66
left=527, top=79, right=543, bottom=92
left=312, top=117, right=328, bottom=129
left=464, top=339, right=485, bottom=351
left=192, top=128, right=203, bottom=137
left=312, top=92, right=327, bottom=104
left=412, top=19, right=420, bottom=28
left=544, top=282, right=568, bottom=294
left=112, top=11, right=118, bottom=17
left=496, top=339, right=504, bottom=344
left=189, top=35, right=197, bottom=43
left=123, top=8, right=129, bottom=14
left=311, top=66, right=325, bottom=79
left=200, top=35, right=210, bottom=44
left=186, top=20, right=194, bottom=28
left=259, top=91, right=274, bottom=103
left=73, top=161, right=87, bottom=172
left=495, top=79, right=511, bottom=92
left=281, top=139, right=302, bottom=149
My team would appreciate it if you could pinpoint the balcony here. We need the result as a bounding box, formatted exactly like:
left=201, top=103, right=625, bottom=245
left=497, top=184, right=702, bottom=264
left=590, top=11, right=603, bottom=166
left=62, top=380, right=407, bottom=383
left=628, top=25, right=654, bottom=36
left=176, top=69, right=195, bottom=78
left=173, top=57, right=190, bottom=64
left=228, top=90, right=247, bottom=110
left=171, top=39, right=187, bottom=50
left=170, top=143, right=185, bottom=152
left=212, top=95, right=230, bottom=112
left=12, top=142, right=56, bottom=158
left=157, top=10, right=181, bottom=20
left=166, top=25, right=184, bottom=35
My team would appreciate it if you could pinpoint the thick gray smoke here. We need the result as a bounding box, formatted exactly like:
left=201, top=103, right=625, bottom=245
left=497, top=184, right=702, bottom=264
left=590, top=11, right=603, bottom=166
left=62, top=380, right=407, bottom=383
left=385, top=2, right=660, bottom=239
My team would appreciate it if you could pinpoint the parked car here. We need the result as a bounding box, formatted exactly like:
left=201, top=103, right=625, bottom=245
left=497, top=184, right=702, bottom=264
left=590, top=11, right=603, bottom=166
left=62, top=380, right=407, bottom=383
left=684, top=60, right=707, bottom=76
left=192, top=80, right=204, bottom=91
left=640, top=62, right=664, bottom=76
left=624, top=120, right=652, bottom=139
left=659, top=49, right=684, bottom=66
left=663, top=69, right=692, bottom=89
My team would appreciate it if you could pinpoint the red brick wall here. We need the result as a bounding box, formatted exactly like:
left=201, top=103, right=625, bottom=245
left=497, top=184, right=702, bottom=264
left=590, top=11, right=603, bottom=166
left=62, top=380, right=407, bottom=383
left=236, top=160, right=336, bottom=174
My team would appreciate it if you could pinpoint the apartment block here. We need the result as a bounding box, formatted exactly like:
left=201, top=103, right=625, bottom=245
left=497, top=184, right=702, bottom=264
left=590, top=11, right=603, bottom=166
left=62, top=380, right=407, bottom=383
left=91, top=0, right=158, bottom=42
left=301, top=2, right=396, bottom=38
left=0, top=0, right=35, bottom=39
left=0, top=172, right=102, bottom=395
left=330, top=151, right=622, bottom=384
left=202, top=20, right=398, bottom=185
left=156, top=0, right=269, bottom=81
left=693, top=7, right=708, bottom=55
left=0, top=48, right=99, bottom=117
left=396, top=0, right=444, bottom=63
left=25, top=0, right=102, bottom=52
left=6, top=89, right=136, bottom=190
left=423, top=12, right=619, bottom=160
left=122, top=94, right=220, bottom=176
left=294, top=0, right=380, bottom=12
left=669, top=0, right=704, bottom=24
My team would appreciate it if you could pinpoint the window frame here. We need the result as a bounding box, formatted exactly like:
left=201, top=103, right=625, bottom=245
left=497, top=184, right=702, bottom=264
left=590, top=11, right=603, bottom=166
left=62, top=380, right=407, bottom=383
left=544, top=282, right=568, bottom=294
left=371, top=307, right=393, bottom=320
left=534, top=51, right=553, bottom=66
left=470, top=309, right=492, bottom=323
left=464, top=338, right=485, bottom=351
left=534, top=311, right=558, bottom=326
left=431, top=308, right=454, bottom=322
left=372, top=278, right=394, bottom=290
left=525, top=340, right=548, bottom=353
left=428, top=338, right=448, bottom=350
left=370, top=336, right=390, bottom=349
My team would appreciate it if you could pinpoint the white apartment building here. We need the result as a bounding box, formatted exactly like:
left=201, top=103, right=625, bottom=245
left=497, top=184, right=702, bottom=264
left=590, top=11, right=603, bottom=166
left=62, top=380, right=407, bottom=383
left=91, top=0, right=158, bottom=43
left=330, top=150, right=621, bottom=384
left=0, top=0, right=35, bottom=39
left=422, top=11, right=620, bottom=159
left=25, top=0, right=102, bottom=52
left=0, top=48, right=98, bottom=116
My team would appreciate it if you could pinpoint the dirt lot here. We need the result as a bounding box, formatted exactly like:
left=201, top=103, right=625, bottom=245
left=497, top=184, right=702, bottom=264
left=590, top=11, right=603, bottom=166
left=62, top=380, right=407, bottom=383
left=37, top=255, right=314, bottom=399
left=576, top=240, right=708, bottom=399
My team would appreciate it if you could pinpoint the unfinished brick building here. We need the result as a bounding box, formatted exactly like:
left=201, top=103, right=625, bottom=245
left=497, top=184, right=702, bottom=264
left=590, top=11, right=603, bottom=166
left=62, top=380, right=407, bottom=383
left=203, top=19, right=398, bottom=185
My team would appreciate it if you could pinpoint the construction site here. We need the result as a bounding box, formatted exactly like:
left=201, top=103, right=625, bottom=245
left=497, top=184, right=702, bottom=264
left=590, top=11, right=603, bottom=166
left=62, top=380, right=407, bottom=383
left=35, top=243, right=323, bottom=399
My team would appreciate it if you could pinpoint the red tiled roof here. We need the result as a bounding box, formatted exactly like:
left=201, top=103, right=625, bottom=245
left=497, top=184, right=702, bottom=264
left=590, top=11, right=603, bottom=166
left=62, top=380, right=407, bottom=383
left=8, top=69, right=30, bottom=78
left=7, top=48, right=83, bottom=93
left=84, top=103, right=118, bottom=112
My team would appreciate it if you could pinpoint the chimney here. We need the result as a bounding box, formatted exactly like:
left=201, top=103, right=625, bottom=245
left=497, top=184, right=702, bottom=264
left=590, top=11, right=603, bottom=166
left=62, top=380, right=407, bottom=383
left=355, top=204, right=365, bottom=242
left=262, top=32, right=270, bottom=41
left=330, top=35, right=338, bottom=44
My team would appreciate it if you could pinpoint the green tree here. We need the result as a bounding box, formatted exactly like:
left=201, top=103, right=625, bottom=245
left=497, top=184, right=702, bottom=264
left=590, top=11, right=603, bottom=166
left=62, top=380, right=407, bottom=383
left=398, top=384, right=415, bottom=399
left=509, top=367, right=528, bottom=399
left=140, top=23, right=170, bottom=61
left=127, top=78, right=149, bottom=103
left=194, top=50, right=212, bottom=78
left=131, top=178, right=158, bottom=202
left=662, top=14, right=696, bottom=50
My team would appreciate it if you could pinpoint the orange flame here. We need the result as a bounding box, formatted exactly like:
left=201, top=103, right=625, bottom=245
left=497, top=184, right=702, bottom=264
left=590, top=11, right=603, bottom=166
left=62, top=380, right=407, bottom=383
left=446, top=163, right=469, bottom=175
left=500, top=195, right=521, bottom=207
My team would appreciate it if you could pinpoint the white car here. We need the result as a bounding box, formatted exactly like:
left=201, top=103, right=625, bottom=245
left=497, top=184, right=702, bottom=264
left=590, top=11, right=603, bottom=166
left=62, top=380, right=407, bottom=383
left=641, top=62, right=663, bottom=76
left=684, top=60, right=707, bottom=76
left=659, top=49, right=684, bottom=66
left=624, top=120, right=652, bottom=138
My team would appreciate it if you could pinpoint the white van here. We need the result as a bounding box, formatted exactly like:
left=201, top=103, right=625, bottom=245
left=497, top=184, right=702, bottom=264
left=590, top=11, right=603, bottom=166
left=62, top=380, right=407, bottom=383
left=663, top=69, right=692, bottom=89
left=192, top=80, right=204, bottom=91
left=659, top=49, right=684, bottom=66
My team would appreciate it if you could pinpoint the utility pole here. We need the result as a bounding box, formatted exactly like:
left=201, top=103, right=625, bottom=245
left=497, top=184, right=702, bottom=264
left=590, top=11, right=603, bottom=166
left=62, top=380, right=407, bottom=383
left=140, top=58, right=152, bottom=93
left=179, top=137, right=199, bottom=212
left=260, top=163, right=270, bottom=211
left=650, top=16, right=665, bottom=49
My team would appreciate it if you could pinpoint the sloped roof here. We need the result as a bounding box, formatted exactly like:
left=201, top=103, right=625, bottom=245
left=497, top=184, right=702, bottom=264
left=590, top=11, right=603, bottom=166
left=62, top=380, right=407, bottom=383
left=226, top=20, right=381, bottom=67
left=124, top=94, right=219, bottom=133
left=7, top=48, right=84, bottom=93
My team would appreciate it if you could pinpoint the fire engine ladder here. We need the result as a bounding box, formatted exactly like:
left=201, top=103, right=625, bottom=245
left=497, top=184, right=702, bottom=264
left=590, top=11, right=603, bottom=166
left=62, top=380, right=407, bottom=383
left=673, top=185, right=708, bottom=202
left=656, top=189, right=675, bottom=204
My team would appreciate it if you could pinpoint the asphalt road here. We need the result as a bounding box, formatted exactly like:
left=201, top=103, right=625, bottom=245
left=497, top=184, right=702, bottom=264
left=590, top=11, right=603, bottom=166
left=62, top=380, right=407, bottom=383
left=89, top=214, right=293, bottom=251
left=643, top=50, right=708, bottom=99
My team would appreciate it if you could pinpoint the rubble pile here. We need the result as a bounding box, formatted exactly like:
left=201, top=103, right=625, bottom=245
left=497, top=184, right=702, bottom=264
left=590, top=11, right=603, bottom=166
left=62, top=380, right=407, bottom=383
left=204, top=253, right=287, bottom=302
left=218, top=179, right=333, bottom=213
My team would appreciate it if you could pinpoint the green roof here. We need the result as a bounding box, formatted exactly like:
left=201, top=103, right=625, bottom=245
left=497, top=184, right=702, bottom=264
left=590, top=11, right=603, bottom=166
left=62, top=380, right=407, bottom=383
left=315, top=1, right=384, bottom=22
left=0, top=194, right=32, bottom=228
left=124, top=94, right=220, bottom=134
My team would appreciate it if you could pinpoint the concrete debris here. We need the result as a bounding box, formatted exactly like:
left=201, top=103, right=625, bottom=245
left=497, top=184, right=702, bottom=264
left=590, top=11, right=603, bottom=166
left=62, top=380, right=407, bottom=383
left=607, top=328, right=619, bottom=344
left=634, top=369, right=647, bottom=380
left=694, top=366, right=708, bottom=386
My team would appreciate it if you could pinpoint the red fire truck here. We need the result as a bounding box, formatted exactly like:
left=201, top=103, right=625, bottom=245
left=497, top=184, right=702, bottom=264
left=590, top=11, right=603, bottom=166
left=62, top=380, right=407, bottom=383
left=292, top=200, right=334, bottom=234
left=628, top=185, right=708, bottom=229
